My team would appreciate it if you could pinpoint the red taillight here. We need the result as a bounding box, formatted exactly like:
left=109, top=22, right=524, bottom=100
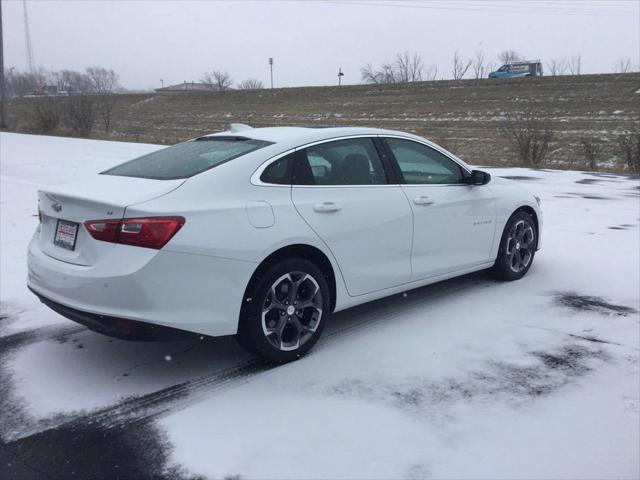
left=85, top=219, right=120, bottom=242
left=85, top=217, right=185, bottom=250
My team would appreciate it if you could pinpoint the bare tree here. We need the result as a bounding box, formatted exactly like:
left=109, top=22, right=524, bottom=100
left=546, top=58, right=568, bottom=76
left=580, top=137, right=602, bottom=170
left=617, top=128, right=640, bottom=174
left=379, top=62, right=397, bottom=83
left=54, top=69, right=92, bottom=94
left=86, top=67, right=120, bottom=134
left=424, top=64, right=438, bottom=81
left=472, top=49, right=487, bottom=80
left=238, top=78, right=264, bottom=90
left=86, top=67, right=119, bottom=94
left=360, top=52, right=425, bottom=84
left=200, top=70, right=233, bottom=91
left=360, top=63, right=380, bottom=84
left=6, top=68, right=48, bottom=96
left=613, top=58, right=632, bottom=73
left=452, top=51, right=472, bottom=80
left=503, top=110, right=555, bottom=167
left=395, top=51, right=423, bottom=82
left=568, top=55, right=582, bottom=75
left=498, top=50, right=522, bottom=65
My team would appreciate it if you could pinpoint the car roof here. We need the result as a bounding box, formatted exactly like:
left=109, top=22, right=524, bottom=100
left=194, top=125, right=472, bottom=175
left=200, top=126, right=419, bottom=149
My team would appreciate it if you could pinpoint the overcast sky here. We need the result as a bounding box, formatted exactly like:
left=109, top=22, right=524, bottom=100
left=2, top=0, right=639, bottom=90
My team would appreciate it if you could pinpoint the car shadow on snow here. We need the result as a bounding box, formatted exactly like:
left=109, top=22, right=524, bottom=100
left=498, top=175, right=542, bottom=181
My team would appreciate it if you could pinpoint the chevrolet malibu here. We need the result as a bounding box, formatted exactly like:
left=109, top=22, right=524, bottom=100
left=28, top=125, right=542, bottom=363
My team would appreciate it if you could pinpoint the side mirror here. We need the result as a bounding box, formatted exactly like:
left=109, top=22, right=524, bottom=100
left=468, top=169, right=491, bottom=185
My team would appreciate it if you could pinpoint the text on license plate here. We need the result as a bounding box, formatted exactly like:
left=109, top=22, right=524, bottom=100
left=54, top=219, right=79, bottom=251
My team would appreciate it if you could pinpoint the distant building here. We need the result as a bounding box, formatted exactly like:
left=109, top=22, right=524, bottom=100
left=155, top=81, right=214, bottom=93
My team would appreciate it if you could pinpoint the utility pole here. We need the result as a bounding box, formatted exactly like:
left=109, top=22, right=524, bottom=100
left=0, top=0, right=7, bottom=128
left=160, top=78, right=164, bottom=88
left=22, top=0, right=34, bottom=74
left=268, top=57, right=273, bottom=89
left=338, top=67, right=344, bottom=86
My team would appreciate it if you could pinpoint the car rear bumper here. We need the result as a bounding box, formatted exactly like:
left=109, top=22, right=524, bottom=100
left=29, top=287, right=198, bottom=341
left=27, top=234, right=258, bottom=338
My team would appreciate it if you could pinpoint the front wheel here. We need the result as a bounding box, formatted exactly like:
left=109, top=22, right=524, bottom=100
left=238, top=259, right=330, bottom=363
left=490, top=211, right=538, bottom=281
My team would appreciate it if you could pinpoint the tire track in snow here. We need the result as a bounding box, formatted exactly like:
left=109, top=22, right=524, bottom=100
left=4, top=273, right=490, bottom=442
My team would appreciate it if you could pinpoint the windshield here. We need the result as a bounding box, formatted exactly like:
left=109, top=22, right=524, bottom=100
left=102, top=137, right=272, bottom=180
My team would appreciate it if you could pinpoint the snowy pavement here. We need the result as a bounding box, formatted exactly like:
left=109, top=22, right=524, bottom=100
left=1, top=132, right=639, bottom=479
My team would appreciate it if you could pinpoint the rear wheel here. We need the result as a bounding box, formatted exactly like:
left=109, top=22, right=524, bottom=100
left=238, top=259, right=330, bottom=363
left=490, top=211, right=537, bottom=281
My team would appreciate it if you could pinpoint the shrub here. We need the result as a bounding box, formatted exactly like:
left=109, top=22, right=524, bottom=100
left=580, top=137, right=603, bottom=170
left=66, top=95, right=96, bottom=137
left=31, top=97, right=61, bottom=133
left=616, top=128, right=640, bottom=174
left=503, top=111, right=554, bottom=167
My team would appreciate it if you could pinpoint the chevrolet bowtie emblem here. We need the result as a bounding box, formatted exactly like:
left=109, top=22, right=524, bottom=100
left=52, top=202, right=62, bottom=212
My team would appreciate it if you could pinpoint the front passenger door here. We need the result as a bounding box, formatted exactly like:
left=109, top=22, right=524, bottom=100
left=383, top=137, right=497, bottom=280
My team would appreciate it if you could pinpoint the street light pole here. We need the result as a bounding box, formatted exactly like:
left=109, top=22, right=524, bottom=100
left=338, top=67, right=344, bottom=87
left=268, top=57, right=273, bottom=89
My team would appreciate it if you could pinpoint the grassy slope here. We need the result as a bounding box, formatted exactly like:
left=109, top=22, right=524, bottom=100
left=6, top=72, right=640, bottom=168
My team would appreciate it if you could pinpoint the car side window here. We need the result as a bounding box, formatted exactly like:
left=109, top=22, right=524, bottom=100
left=386, top=138, right=465, bottom=185
left=293, top=138, right=387, bottom=186
left=260, top=152, right=294, bottom=184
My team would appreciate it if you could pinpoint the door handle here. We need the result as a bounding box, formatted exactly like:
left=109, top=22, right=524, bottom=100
left=413, top=196, right=434, bottom=206
left=313, top=202, right=342, bottom=213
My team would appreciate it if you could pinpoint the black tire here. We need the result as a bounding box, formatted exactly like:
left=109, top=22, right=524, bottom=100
left=490, top=211, right=538, bottom=281
left=237, top=258, right=330, bottom=363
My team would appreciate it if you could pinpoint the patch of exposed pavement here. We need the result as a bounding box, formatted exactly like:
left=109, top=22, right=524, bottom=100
left=327, top=343, right=610, bottom=418
left=554, top=292, right=637, bottom=317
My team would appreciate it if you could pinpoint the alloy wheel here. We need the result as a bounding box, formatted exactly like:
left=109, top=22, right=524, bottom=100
left=506, top=219, right=535, bottom=273
left=261, top=272, right=323, bottom=351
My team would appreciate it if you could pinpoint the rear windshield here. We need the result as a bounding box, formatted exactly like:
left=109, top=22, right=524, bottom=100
left=102, top=137, right=273, bottom=180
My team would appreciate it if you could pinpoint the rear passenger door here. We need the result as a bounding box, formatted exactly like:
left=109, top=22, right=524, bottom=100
left=382, top=137, right=497, bottom=280
left=291, top=137, right=413, bottom=296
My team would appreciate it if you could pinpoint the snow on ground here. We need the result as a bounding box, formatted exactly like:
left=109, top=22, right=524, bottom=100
left=1, top=132, right=639, bottom=479
left=0, top=133, right=161, bottom=333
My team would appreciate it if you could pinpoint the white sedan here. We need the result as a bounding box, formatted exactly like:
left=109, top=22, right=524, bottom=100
left=28, top=125, right=542, bottom=362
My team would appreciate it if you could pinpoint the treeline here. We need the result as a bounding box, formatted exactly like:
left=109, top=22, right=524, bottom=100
left=5, top=66, right=120, bottom=97
left=8, top=66, right=120, bottom=136
left=198, top=70, right=263, bottom=91
left=359, top=50, right=636, bottom=84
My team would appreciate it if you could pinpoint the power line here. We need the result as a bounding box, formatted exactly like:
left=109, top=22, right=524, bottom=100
left=324, top=0, right=639, bottom=17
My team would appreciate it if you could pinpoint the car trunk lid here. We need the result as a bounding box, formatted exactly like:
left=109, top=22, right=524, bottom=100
left=37, top=175, right=185, bottom=266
